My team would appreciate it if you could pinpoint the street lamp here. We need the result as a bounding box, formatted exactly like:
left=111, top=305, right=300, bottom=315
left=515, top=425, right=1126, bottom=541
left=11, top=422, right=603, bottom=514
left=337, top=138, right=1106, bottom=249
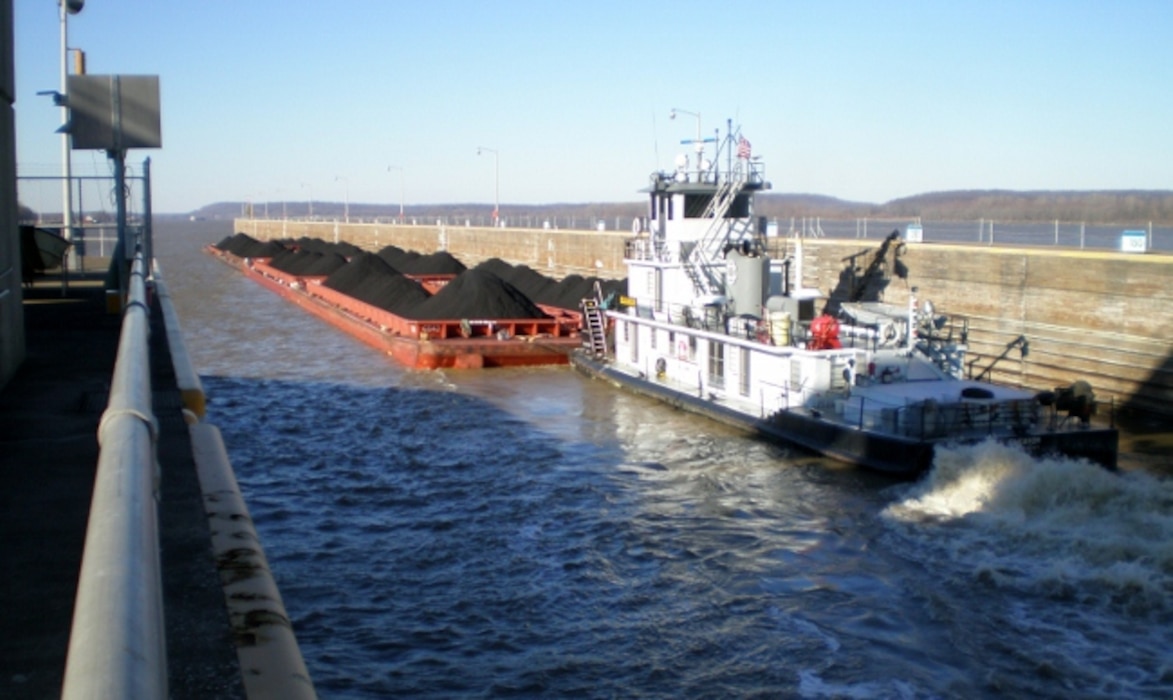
left=334, top=175, right=349, bottom=223
left=477, top=146, right=499, bottom=225
left=60, top=0, right=84, bottom=268
left=300, top=181, right=313, bottom=219
left=387, top=165, right=404, bottom=223
left=670, top=107, right=711, bottom=180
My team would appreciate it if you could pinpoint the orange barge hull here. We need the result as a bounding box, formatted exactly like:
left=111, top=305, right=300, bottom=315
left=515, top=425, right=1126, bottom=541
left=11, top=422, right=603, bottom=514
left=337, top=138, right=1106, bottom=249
left=207, top=247, right=582, bottom=369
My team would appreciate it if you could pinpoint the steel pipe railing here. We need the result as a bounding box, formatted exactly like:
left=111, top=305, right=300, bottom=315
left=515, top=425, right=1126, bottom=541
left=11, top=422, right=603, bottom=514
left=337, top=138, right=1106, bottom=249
left=62, top=252, right=167, bottom=699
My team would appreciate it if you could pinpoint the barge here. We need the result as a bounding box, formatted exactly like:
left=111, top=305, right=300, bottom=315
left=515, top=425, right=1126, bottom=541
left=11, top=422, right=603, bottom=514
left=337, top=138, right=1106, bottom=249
left=571, top=118, right=1118, bottom=475
left=207, top=246, right=583, bottom=369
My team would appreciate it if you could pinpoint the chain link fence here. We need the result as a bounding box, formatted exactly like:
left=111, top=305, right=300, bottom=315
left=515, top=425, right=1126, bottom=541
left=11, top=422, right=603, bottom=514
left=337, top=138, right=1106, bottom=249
left=17, top=165, right=150, bottom=270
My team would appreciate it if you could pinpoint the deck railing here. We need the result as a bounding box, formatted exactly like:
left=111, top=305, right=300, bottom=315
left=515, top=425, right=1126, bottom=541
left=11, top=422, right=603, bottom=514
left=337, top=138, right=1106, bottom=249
left=61, top=252, right=167, bottom=699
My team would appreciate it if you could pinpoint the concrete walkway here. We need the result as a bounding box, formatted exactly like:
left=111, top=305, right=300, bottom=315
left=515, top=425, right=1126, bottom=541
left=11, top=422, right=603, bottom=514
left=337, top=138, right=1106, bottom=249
left=0, top=271, right=243, bottom=699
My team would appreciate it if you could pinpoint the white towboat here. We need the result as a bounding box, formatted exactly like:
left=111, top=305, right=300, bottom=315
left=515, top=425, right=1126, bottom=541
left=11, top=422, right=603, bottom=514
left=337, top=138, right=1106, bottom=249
left=570, top=119, right=1117, bottom=475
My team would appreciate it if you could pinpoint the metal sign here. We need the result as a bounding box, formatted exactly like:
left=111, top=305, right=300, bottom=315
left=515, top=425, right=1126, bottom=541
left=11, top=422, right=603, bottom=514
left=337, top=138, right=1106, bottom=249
left=66, top=74, right=161, bottom=150
left=1120, top=230, right=1147, bottom=253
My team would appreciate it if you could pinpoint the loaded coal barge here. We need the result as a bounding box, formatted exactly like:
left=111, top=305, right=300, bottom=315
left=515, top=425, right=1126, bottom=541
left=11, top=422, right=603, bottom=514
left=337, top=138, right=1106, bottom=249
left=206, top=234, right=623, bottom=370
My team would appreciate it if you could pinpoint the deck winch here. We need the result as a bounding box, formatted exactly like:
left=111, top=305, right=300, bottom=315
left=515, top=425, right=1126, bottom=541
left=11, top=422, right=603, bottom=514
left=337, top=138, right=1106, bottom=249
left=1038, top=380, right=1098, bottom=424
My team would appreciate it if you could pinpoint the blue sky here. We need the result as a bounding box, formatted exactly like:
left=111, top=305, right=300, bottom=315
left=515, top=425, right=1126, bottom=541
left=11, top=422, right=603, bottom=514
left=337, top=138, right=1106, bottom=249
left=13, top=0, right=1173, bottom=213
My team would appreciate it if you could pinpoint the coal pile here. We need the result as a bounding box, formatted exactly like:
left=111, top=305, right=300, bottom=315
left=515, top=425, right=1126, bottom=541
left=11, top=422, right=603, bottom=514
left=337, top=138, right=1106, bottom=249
left=542, top=273, right=593, bottom=308
left=399, top=250, right=467, bottom=275
left=472, top=258, right=625, bottom=309
left=322, top=253, right=429, bottom=315
left=376, top=245, right=420, bottom=270
left=268, top=248, right=349, bottom=276
left=408, top=269, right=548, bottom=320
left=291, top=237, right=364, bottom=259
left=244, top=236, right=628, bottom=321
left=216, top=233, right=286, bottom=258
left=481, top=261, right=557, bottom=302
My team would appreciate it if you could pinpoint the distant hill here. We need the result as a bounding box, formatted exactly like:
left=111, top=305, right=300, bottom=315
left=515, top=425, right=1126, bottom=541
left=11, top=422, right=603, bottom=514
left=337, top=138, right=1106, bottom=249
left=754, top=190, right=1173, bottom=225
left=185, top=190, right=1173, bottom=226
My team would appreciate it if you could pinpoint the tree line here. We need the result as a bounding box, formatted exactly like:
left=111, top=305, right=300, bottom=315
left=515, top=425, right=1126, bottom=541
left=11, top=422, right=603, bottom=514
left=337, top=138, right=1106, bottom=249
left=192, top=189, right=1173, bottom=226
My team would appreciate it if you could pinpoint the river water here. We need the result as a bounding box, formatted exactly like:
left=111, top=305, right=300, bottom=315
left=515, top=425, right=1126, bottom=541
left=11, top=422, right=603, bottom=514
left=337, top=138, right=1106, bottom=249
left=156, top=219, right=1172, bottom=699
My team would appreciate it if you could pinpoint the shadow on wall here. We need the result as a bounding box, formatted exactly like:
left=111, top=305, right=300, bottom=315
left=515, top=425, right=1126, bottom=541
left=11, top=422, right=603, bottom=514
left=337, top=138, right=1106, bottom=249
left=1121, top=349, right=1173, bottom=425
left=823, top=229, right=908, bottom=315
left=1117, top=349, right=1173, bottom=476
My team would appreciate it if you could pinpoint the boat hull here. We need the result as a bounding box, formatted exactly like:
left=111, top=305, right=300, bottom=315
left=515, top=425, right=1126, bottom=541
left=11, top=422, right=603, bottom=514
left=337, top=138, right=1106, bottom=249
left=570, top=350, right=1118, bottom=476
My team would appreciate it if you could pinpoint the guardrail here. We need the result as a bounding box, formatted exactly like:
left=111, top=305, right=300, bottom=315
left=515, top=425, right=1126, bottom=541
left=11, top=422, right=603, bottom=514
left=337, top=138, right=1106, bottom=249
left=61, top=252, right=167, bottom=699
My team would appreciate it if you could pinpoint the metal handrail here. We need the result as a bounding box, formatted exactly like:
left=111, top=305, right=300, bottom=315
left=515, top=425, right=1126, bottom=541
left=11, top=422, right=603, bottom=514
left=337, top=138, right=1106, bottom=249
left=62, top=252, right=167, bottom=699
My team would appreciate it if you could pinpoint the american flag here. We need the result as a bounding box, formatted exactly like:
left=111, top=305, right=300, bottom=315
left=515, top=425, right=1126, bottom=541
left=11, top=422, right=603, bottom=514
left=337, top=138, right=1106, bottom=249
left=737, top=136, right=752, bottom=159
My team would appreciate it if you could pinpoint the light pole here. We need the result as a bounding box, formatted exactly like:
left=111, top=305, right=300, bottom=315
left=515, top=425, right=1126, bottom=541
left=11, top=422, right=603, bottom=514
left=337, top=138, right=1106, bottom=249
left=60, top=1, right=84, bottom=268
left=477, top=146, right=498, bottom=225
left=387, top=165, right=404, bottom=222
left=669, top=107, right=709, bottom=180
left=334, top=175, right=349, bottom=223
left=300, top=181, right=313, bottom=219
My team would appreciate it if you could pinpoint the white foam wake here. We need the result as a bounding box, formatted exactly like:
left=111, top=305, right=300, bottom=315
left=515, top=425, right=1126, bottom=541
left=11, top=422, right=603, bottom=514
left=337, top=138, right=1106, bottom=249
left=883, top=439, right=1173, bottom=613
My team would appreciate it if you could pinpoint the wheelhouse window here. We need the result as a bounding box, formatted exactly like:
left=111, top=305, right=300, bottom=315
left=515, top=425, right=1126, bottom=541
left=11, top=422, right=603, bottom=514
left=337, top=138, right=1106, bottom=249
left=728, top=194, right=750, bottom=218
left=684, top=194, right=712, bottom=218
left=682, top=192, right=751, bottom=218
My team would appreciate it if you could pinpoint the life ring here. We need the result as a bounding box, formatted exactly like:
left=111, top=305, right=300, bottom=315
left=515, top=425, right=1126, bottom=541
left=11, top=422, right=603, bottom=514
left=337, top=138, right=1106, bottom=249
left=655, top=357, right=667, bottom=375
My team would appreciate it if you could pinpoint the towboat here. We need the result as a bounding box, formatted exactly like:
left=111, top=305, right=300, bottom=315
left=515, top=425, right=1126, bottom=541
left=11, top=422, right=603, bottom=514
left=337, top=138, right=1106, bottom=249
left=570, top=120, right=1117, bottom=475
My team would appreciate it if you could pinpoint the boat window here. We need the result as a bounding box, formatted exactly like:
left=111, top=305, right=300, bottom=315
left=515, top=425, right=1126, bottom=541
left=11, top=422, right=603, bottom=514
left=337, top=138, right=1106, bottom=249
left=739, top=347, right=751, bottom=396
left=726, top=194, right=750, bottom=218
left=684, top=194, right=712, bottom=218
left=653, top=268, right=663, bottom=312
left=708, top=340, right=725, bottom=389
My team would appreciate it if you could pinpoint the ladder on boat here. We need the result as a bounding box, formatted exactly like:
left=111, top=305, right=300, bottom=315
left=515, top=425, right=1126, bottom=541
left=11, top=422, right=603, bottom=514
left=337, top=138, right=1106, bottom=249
left=581, top=298, right=608, bottom=357
left=685, top=166, right=749, bottom=296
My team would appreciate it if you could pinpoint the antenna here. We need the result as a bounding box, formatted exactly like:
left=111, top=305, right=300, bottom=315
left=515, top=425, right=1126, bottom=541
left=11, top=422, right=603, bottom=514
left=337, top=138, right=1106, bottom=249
left=651, top=106, right=659, bottom=171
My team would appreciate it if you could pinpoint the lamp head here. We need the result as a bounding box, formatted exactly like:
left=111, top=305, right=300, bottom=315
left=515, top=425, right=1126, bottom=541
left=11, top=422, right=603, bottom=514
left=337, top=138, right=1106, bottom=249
left=65, top=0, right=85, bottom=14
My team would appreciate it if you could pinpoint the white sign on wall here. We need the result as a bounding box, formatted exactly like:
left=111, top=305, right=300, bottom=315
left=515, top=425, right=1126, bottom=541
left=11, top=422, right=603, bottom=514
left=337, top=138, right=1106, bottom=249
left=1120, top=230, right=1147, bottom=253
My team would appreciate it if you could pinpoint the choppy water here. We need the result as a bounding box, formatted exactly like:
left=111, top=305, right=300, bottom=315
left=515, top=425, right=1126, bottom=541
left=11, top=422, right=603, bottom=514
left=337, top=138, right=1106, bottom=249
left=157, top=220, right=1173, bottom=699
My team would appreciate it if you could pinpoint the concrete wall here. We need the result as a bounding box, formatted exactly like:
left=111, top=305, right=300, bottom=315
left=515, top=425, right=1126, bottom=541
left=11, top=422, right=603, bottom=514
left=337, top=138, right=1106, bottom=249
left=0, top=0, right=24, bottom=389
left=791, top=238, right=1172, bottom=418
left=235, top=218, right=1172, bottom=417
